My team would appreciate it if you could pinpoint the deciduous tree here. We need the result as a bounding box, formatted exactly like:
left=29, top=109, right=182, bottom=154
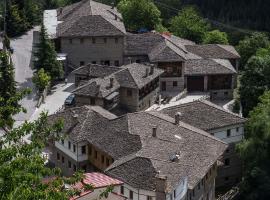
left=169, top=6, right=209, bottom=43
left=237, top=91, right=270, bottom=200
left=203, top=30, right=229, bottom=44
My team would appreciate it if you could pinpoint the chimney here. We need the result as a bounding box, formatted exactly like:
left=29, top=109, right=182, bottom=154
left=152, top=127, right=157, bottom=137
left=128, top=57, right=132, bottom=64
left=175, top=112, right=182, bottom=125
left=150, top=64, right=154, bottom=75
left=114, top=14, right=117, bottom=20
left=111, top=2, right=115, bottom=9
left=145, top=68, right=149, bottom=77
left=155, top=175, right=167, bottom=200
left=59, top=7, right=63, bottom=15
left=110, top=77, right=114, bottom=88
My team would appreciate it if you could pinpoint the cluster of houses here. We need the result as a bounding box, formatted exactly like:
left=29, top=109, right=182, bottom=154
left=43, top=0, right=246, bottom=200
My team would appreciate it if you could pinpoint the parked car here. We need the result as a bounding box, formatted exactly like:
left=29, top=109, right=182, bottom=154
left=9, top=47, right=14, bottom=54
left=65, top=94, right=75, bottom=106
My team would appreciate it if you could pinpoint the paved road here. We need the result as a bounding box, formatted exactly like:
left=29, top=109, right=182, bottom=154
left=11, top=27, right=39, bottom=126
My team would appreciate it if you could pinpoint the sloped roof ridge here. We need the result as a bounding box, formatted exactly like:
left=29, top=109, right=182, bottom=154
left=212, top=59, right=236, bottom=73
left=147, top=110, right=226, bottom=144
left=200, top=100, right=245, bottom=120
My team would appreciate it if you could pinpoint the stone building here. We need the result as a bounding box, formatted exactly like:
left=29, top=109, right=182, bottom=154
left=48, top=105, right=227, bottom=200
left=72, top=63, right=164, bottom=112
left=161, top=100, right=246, bottom=190
left=43, top=0, right=240, bottom=100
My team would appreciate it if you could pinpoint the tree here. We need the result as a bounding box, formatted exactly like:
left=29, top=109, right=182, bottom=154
left=169, top=6, right=210, bottom=43
left=0, top=51, right=30, bottom=130
left=0, top=111, right=91, bottom=199
left=117, top=0, right=162, bottom=31
left=237, top=32, right=270, bottom=68
left=203, top=30, right=229, bottom=44
left=35, top=24, right=64, bottom=80
left=6, top=2, right=29, bottom=37
left=239, top=55, right=270, bottom=117
left=33, top=68, right=51, bottom=92
left=237, top=91, right=270, bottom=200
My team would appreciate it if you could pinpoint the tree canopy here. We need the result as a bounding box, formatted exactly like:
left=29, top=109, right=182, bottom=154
left=35, top=24, right=64, bottom=80
left=169, top=6, right=210, bottom=43
left=203, top=30, right=229, bottom=44
left=117, top=0, right=162, bottom=31
left=237, top=91, right=270, bottom=200
left=237, top=32, right=270, bottom=68
left=32, top=68, right=51, bottom=92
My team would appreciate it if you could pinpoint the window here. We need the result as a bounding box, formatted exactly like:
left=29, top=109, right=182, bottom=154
left=80, top=61, right=85, bottom=66
left=166, top=67, right=173, bottom=73
left=236, top=127, right=239, bottom=132
left=90, top=98, right=95, bottom=105
left=89, top=146, right=92, bottom=155
left=68, top=161, right=71, bottom=168
left=147, top=196, right=152, bottom=200
left=227, top=129, right=231, bottom=137
left=115, top=38, right=118, bottom=43
left=81, top=145, right=86, bottom=154
left=174, top=190, right=176, bottom=198
left=103, top=38, right=107, bottom=43
left=68, top=141, right=71, bottom=149
left=136, top=59, right=141, bottom=63
left=198, top=182, right=200, bottom=190
left=57, top=152, right=60, bottom=160
left=120, top=186, right=124, bottom=194
left=226, top=148, right=230, bottom=153
left=225, top=177, right=229, bottom=181
left=69, top=39, right=72, bottom=44
left=101, top=155, right=105, bottom=164
left=95, top=150, right=98, bottom=159
left=106, top=158, right=110, bottom=166
left=80, top=38, right=84, bottom=44
left=173, top=81, right=178, bottom=87
left=129, top=191, right=133, bottom=199
left=192, top=189, right=195, bottom=197
left=114, top=60, right=119, bottom=66
left=92, top=38, right=96, bottom=44
left=61, top=156, right=65, bottom=164
left=92, top=61, right=97, bottom=64
left=225, top=158, right=230, bottom=166
left=161, top=81, right=166, bottom=91
left=127, top=89, right=132, bottom=97
left=104, top=60, right=110, bottom=66
left=73, top=164, right=77, bottom=171
left=224, top=91, right=229, bottom=95
left=61, top=139, right=64, bottom=145
left=73, top=145, right=76, bottom=153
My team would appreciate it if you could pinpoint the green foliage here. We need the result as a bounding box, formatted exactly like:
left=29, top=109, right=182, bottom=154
left=0, top=51, right=31, bottom=130
left=36, top=24, right=64, bottom=80
left=0, top=111, right=89, bottom=200
left=169, top=6, right=210, bottom=43
left=6, top=2, right=29, bottom=37
left=203, top=30, right=229, bottom=44
left=33, top=68, right=51, bottom=92
left=237, top=91, right=270, bottom=200
left=117, top=0, right=162, bottom=31
left=237, top=32, right=270, bottom=68
left=239, top=54, right=270, bottom=117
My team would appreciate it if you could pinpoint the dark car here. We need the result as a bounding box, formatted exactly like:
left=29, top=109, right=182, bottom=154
left=65, top=94, right=75, bottom=106
left=9, top=47, right=14, bottom=54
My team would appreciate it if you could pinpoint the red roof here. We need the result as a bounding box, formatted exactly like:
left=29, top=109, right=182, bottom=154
left=70, top=172, right=123, bottom=200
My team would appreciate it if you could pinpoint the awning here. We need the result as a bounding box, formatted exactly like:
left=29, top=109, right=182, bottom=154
left=105, top=92, right=119, bottom=100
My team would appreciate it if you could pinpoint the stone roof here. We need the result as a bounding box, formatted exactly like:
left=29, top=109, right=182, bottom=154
left=161, top=100, right=246, bottom=131
left=106, top=111, right=227, bottom=191
left=72, top=64, right=121, bottom=77
left=56, top=0, right=126, bottom=37
left=49, top=106, right=226, bottom=192
left=185, top=59, right=237, bottom=75
left=125, top=32, right=200, bottom=61
left=185, top=44, right=240, bottom=59
left=73, top=63, right=164, bottom=97
left=114, top=63, right=164, bottom=89
left=73, top=76, right=120, bottom=98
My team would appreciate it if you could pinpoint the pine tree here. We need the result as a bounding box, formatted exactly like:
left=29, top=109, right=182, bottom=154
left=36, top=24, right=64, bottom=80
